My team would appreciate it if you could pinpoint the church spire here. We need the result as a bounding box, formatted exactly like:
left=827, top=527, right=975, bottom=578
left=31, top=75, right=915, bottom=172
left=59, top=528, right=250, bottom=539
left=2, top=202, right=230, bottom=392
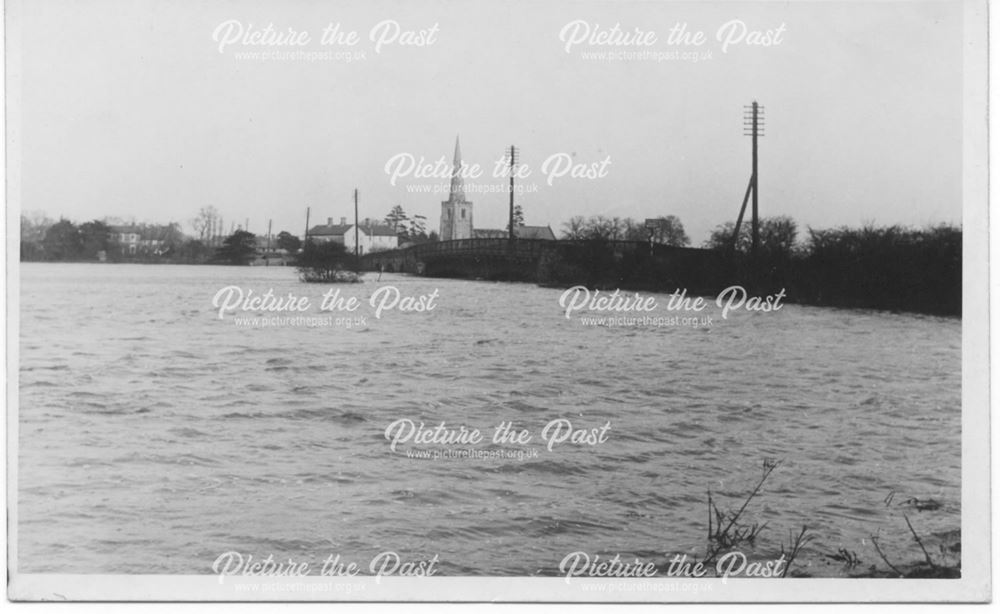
left=449, top=135, right=466, bottom=202
left=440, top=134, right=473, bottom=241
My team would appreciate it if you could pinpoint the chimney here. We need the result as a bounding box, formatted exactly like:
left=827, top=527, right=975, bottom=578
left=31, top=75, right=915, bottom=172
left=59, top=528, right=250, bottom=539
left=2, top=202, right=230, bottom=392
left=327, top=217, right=333, bottom=225
left=340, top=217, right=347, bottom=225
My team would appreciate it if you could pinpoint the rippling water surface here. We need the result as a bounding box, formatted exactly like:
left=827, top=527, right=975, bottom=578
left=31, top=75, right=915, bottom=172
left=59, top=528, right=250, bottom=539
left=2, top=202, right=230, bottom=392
left=18, top=263, right=960, bottom=575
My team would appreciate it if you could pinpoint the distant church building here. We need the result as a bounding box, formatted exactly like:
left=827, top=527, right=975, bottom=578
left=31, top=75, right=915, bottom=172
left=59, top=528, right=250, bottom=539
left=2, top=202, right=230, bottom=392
left=438, top=135, right=557, bottom=242
left=439, top=136, right=474, bottom=241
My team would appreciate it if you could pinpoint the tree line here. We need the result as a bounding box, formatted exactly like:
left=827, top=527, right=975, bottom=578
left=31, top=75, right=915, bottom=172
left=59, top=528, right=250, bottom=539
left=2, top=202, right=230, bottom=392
left=18, top=203, right=440, bottom=264
left=20, top=215, right=197, bottom=263
left=20, top=209, right=962, bottom=315
left=550, top=213, right=960, bottom=316
left=561, top=214, right=691, bottom=245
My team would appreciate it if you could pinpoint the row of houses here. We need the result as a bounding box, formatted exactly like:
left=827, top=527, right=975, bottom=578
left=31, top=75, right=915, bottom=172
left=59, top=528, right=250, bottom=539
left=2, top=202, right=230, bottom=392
left=110, top=219, right=401, bottom=258
left=305, top=216, right=558, bottom=255
left=306, top=217, right=400, bottom=255
left=113, top=221, right=556, bottom=261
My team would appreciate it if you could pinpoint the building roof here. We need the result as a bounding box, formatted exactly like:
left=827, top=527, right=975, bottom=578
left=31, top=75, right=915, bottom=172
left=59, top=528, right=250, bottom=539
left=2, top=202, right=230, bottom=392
left=308, top=223, right=400, bottom=238
left=515, top=225, right=556, bottom=240
left=308, top=224, right=353, bottom=236
left=361, top=224, right=399, bottom=237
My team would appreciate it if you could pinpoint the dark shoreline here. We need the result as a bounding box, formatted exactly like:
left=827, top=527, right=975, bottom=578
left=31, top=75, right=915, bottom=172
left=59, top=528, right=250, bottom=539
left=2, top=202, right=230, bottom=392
left=19, top=259, right=960, bottom=318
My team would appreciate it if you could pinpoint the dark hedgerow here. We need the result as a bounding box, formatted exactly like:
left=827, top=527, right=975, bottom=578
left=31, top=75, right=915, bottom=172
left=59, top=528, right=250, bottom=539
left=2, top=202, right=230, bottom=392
left=791, top=223, right=961, bottom=315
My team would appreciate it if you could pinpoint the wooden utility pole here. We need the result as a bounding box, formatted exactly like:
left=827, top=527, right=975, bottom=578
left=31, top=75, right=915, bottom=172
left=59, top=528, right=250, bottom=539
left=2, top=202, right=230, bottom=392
left=732, top=101, right=764, bottom=261
left=264, top=218, right=272, bottom=266
left=354, top=188, right=360, bottom=270
left=304, top=207, right=311, bottom=245
left=507, top=145, right=518, bottom=245
left=750, top=101, right=760, bottom=257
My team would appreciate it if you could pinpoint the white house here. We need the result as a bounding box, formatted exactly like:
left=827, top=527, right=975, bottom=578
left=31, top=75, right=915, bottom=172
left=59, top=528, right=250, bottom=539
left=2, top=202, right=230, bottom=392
left=307, top=217, right=399, bottom=255
left=110, top=225, right=166, bottom=256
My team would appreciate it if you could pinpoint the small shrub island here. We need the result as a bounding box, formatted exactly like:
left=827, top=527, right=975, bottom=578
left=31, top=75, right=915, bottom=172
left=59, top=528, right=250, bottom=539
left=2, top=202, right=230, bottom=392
left=295, top=241, right=363, bottom=283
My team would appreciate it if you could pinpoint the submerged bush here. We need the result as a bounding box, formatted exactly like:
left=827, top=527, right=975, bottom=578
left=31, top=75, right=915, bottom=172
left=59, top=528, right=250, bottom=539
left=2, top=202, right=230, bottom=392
left=294, top=241, right=361, bottom=283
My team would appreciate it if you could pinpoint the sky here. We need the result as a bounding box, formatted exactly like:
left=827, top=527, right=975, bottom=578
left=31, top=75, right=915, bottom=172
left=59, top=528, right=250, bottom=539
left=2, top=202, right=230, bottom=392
left=11, top=0, right=964, bottom=244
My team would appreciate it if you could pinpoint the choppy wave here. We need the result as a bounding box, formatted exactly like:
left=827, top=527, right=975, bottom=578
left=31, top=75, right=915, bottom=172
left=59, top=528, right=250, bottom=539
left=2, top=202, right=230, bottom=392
left=17, top=263, right=961, bottom=575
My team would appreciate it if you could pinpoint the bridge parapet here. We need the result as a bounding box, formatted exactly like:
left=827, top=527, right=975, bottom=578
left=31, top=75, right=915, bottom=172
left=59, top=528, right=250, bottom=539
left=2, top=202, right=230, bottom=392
left=361, top=238, right=660, bottom=263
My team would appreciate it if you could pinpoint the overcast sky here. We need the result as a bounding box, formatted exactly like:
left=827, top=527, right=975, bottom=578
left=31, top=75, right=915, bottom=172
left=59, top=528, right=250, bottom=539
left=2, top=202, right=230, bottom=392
left=12, top=0, right=962, bottom=244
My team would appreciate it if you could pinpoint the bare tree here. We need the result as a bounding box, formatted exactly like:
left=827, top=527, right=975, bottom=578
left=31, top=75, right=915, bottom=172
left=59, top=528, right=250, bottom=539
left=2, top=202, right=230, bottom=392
left=561, top=215, right=587, bottom=239
left=647, top=215, right=691, bottom=246
left=191, top=206, right=220, bottom=241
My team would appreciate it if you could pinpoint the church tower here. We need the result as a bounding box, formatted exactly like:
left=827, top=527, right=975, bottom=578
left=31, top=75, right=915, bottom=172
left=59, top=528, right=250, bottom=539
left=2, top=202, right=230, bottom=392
left=439, top=136, right=473, bottom=241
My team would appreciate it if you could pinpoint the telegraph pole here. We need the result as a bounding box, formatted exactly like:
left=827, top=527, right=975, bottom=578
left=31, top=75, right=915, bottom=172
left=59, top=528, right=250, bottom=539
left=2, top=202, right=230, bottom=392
left=304, top=206, right=310, bottom=245
left=507, top=145, right=519, bottom=245
left=749, top=101, right=761, bottom=257
left=354, top=188, right=360, bottom=270
left=732, top=101, right=764, bottom=261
